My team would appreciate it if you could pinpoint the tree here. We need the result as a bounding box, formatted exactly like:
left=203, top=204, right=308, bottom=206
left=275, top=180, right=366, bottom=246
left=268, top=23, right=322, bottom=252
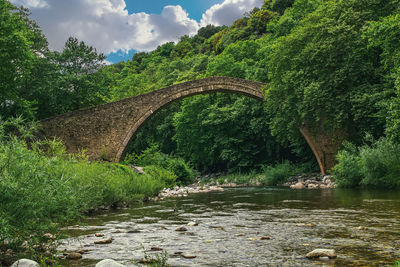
left=266, top=0, right=399, bottom=150
left=365, top=13, right=400, bottom=142
left=45, top=37, right=107, bottom=115
left=0, top=1, right=43, bottom=119
left=173, top=94, right=293, bottom=172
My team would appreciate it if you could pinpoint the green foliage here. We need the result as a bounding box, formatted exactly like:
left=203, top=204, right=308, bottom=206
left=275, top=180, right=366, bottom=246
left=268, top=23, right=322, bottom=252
left=124, top=145, right=195, bottom=186
left=332, top=137, right=400, bottom=188
left=263, top=161, right=295, bottom=185
left=0, top=118, right=165, bottom=262
left=365, top=13, right=400, bottom=143
left=0, top=1, right=44, bottom=119
left=331, top=143, right=363, bottom=188
left=263, top=0, right=295, bottom=15
left=173, top=94, right=294, bottom=173
left=266, top=0, right=399, bottom=149
left=143, top=166, right=177, bottom=188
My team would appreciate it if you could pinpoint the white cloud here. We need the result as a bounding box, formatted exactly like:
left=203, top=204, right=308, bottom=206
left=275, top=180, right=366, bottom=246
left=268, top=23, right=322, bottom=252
left=12, top=0, right=48, bottom=8
left=10, top=0, right=199, bottom=53
left=201, top=0, right=264, bottom=27
left=10, top=0, right=263, bottom=56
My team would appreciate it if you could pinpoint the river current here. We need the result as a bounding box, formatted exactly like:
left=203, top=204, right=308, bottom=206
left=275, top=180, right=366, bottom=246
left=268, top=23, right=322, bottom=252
left=58, top=187, right=400, bottom=266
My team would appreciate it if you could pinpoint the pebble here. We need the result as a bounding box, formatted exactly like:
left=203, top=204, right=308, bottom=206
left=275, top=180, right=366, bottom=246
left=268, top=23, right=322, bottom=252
left=94, top=238, right=113, bottom=244
left=260, top=236, right=271, bottom=240
left=175, top=226, right=188, bottom=232
left=43, top=233, right=55, bottom=239
left=76, top=249, right=89, bottom=254
left=11, top=259, right=39, bottom=267
left=151, top=246, right=163, bottom=251
left=66, top=253, right=82, bottom=260
left=95, top=233, right=105, bottom=237
left=356, top=226, right=367, bottom=231
left=96, top=259, right=125, bottom=267
left=187, top=221, right=198, bottom=226
left=181, top=254, right=197, bottom=259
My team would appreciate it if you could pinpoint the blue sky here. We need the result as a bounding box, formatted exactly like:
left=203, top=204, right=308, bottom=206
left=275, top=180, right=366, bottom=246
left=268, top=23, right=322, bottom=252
left=107, top=0, right=223, bottom=62
left=125, top=1, right=223, bottom=21
left=11, top=0, right=264, bottom=63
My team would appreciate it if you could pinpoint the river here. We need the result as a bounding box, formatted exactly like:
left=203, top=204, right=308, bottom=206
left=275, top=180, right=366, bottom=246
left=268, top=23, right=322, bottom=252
left=58, top=187, right=400, bottom=266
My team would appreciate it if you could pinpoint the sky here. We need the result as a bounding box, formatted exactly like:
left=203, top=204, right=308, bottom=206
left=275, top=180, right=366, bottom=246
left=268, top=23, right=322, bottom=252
left=10, top=0, right=264, bottom=63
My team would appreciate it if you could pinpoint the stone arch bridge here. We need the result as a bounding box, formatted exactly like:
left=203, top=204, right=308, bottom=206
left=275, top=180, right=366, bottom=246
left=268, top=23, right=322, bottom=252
left=41, top=76, right=343, bottom=174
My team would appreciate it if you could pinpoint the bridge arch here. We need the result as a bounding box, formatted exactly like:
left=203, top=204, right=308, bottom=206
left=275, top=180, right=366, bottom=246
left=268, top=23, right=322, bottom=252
left=116, top=77, right=265, bottom=161
left=41, top=76, right=342, bottom=174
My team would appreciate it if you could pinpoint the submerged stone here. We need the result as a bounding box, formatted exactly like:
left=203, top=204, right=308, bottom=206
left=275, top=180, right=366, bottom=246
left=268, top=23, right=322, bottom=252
left=94, top=238, right=113, bottom=244
left=66, top=253, right=82, bottom=260
left=306, top=249, right=337, bottom=259
left=11, top=259, right=39, bottom=267
left=96, top=259, right=125, bottom=267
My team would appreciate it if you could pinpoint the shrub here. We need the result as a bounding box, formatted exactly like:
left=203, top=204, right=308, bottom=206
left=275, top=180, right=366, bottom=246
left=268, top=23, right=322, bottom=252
left=331, top=143, right=363, bottom=187
left=359, top=138, right=400, bottom=188
left=263, top=161, right=295, bottom=186
left=332, top=137, right=400, bottom=188
left=124, top=145, right=196, bottom=186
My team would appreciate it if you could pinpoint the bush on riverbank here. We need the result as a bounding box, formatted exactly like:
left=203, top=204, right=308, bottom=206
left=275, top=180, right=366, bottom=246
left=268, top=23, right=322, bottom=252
left=0, top=118, right=167, bottom=264
left=123, top=145, right=196, bottom=186
left=332, top=137, right=400, bottom=188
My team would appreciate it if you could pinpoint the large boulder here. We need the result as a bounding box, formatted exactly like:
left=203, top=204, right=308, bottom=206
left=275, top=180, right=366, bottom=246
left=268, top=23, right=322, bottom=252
left=11, top=259, right=39, bottom=267
left=290, top=182, right=305, bottom=189
left=306, top=249, right=337, bottom=259
left=96, top=259, right=125, bottom=267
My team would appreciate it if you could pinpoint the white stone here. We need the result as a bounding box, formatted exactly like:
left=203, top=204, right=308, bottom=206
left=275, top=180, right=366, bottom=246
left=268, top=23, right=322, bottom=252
left=307, top=184, right=318, bottom=189
left=306, top=249, right=337, bottom=259
left=95, top=259, right=125, bottom=267
left=290, top=182, right=305, bottom=189
left=11, top=259, right=39, bottom=267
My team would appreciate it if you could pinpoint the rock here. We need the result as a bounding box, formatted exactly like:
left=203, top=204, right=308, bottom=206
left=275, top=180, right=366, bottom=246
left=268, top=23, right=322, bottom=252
left=95, top=233, right=105, bottom=237
left=356, top=226, right=367, bottom=231
left=260, top=236, right=271, bottom=240
left=66, top=253, right=82, bottom=260
left=307, top=184, right=318, bottom=189
left=175, top=226, right=188, bottom=232
left=306, top=249, right=337, bottom=259
left=43, top=233, right=55, bottom=239
left=291, top=182, right=305, bottom=189
left=96, top=259, right=125, bottom=267
left=181, top=254, right=197, bottom=259
left=11, top=259, right=39, bottom=267
left=94, top=238, right=113, bottom=244
left=150, top=246, right=163, bottom=251
left=76, top=249, right=89, bottom=254
left=44, top=250, right=52, bottom=257
left=320, top=184, right=327, bottom=189
left=138, top=258, right=155, bottom=264
left=187, top=221, right=198, bottom=226
left=130, top=166, right=145, bottom=174
left=323, top=175, right=333, bottom=184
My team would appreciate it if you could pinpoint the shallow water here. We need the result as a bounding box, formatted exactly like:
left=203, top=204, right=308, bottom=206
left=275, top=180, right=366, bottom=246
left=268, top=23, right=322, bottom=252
left=58, top=187, right=400, bottom=266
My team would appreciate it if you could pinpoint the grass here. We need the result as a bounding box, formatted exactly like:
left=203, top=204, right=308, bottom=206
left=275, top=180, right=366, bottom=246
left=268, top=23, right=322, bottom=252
left=332, top=137, right=400, bottom=188
left=0, top=118, right=171, bottom=265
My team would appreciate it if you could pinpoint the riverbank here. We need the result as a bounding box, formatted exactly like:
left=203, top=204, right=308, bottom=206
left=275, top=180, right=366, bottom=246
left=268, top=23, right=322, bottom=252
left=148, top=172, right=336, bottom=200
left=0, top=136, right=175, bottom=266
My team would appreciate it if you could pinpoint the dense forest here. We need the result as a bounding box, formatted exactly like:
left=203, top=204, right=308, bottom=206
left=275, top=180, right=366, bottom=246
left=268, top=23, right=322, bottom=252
left=1, top=0, right=400, bottom=263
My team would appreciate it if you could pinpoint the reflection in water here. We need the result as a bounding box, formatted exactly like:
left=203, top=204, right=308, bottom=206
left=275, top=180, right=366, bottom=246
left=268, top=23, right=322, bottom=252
left=59, top=187, right=400, bottom=266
